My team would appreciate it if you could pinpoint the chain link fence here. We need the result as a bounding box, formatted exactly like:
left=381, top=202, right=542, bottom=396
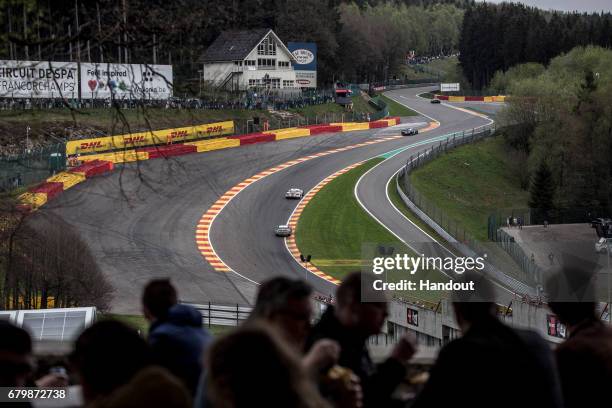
left=0, top=144, right=66, bottom=192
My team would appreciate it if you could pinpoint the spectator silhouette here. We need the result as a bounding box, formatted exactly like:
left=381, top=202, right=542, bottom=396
left=143, top=279, right=211, bottom=395
left=412, top=271, right=563, bottom=408
left=307, top=272, right=414, bottom=408
left=70, top=320, right=190, bottom=407
left=547, top=267, right=612, bottom=408
left=206, top=324, right=330, bottom=408
left=0, top=321, right=32, bottom=387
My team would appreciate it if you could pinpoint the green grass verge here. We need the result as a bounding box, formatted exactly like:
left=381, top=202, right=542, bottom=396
left=103, top=313, right=234, bottom=337
left=295, top=158, right=447, bottom=302
left=386, top=174, right=459, bottom=256
left=409, top=136, right=528, bottom=241
left=379, top=94, right=418, bottom=117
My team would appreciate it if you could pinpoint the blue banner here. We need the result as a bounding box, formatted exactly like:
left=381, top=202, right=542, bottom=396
left=287, top=42, right=317, bottom=71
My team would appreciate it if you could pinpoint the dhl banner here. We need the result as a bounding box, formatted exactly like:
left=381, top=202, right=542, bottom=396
left=66, top=120, right=234, bottom=156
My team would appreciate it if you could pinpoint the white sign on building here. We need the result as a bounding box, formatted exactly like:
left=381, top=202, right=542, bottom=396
left=81, top=63, right=173, bottom=99
left=0, top=60, right=79, bottom=98
left=440, top=83, right=460, bottom=92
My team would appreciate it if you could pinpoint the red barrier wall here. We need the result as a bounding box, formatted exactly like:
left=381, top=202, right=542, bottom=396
left=305, top=125, right=343, bottom=135
left=138, top=144, right=197, bottom=159
left=30, top=182, right=64, bottom=200
left=70, top=159, right=114, bottom=177
left=230, top=133, right=276, bottom=145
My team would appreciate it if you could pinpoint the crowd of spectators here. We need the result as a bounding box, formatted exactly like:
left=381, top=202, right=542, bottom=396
left=1, top=270, right=611, bottom=407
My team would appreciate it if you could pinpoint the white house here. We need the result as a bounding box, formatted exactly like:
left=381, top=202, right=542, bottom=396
left=200, top=29, right=298, bottom=91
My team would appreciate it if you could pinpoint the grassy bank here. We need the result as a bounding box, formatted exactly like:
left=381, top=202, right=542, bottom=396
left=379, top=94, right=418, bottom=117
left=295, top=158, right=447, bottom=302
left=409, top=136, right=528, bottom=241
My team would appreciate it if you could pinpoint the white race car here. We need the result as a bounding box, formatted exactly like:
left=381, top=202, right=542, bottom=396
left=285, top=188, right=304, bottom=199
left=275, top=225, right=292, bottom=237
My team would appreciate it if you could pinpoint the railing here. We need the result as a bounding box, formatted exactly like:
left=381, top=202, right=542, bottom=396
left=397, top=124, right=539, bottom=295
left=184, top=302, right=252, bottom=327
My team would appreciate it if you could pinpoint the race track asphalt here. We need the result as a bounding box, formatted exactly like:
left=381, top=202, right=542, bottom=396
left=43, top=86, right=510, bottom=313
left=42, top=99, right=425, bottom=313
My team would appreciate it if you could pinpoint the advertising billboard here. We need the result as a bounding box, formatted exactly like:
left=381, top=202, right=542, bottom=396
left=287, top=42, right=317, bottom=88
left=440, top=82, right=461, bottom=92
left=80, top=63, right=173, bottom=99
left=0, top=60, right=79, bottom=98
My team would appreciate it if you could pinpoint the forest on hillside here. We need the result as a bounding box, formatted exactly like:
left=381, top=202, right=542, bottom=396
left=0, top=0, right=465, bottom=89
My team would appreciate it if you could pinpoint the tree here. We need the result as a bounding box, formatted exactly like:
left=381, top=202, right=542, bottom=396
left=529, top=161, right=555, bottom=222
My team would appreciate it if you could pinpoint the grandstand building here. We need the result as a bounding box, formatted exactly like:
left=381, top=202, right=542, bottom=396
left=200, top=29, right=298, bottom=92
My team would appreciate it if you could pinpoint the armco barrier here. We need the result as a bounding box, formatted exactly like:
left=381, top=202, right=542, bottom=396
left=66, top=120, right=235, bottom=155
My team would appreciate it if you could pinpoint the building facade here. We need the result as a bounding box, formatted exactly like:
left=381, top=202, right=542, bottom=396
left=200, top=29, right=298, bottom=91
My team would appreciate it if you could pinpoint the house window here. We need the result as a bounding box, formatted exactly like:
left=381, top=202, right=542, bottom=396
left=283, top=80, right=294, bottom=88
left=271, top=78, right=280, bottom=89
left=245, top=60, right=256, bottom=66
left=257, top=36, right=277, bottom=56
left=278, top=61, right=290, bottom=68
left=257, top=58, right=275, bottom=68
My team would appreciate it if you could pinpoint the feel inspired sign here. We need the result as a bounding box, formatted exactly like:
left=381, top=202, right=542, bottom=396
left=80, top=63, right=173, bottom=99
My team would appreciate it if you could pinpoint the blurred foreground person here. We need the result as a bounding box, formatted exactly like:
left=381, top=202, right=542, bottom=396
left=248, top=277, right=361, bottom=407
left=413, top=271, right=563, bottom=408
left=70, top=320, right=190, bottom=408
left=143, top=279, right=211, bottom=395
left=307, top=272, right=415, bottom=408
left=547, top=268, right=612, bottom=408
left=206, top=324, right=331, bottom=408
left=0, top=320, right=33, bottom=387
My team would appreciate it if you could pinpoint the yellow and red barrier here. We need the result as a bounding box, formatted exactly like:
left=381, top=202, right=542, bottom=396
left=66, top=120, right=235, bottom=156
left=433, top=94, right=505, bottom=103
left=20, top=116, right=403, bottom=211
left=185, top=138, right=241, bottom=152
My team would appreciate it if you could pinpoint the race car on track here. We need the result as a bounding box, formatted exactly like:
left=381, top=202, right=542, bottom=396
left=401, top=128, right=418, bottom=136
left=431, top=98, right=441, bottom=104
left=275, top=225, right=292, bottom=237
left=285, top=188, right=304, bottom=199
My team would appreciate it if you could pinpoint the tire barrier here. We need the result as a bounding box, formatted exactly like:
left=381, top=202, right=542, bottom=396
left=46, top=172, right=86, bottom=190
left=185, top=138, right=241, bottom=152
left=69, top=159, right=114, bottom=177
left=137, top=144, right=197, bottom=159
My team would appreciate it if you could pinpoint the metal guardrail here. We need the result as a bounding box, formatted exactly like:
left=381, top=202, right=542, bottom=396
left=397, top=125, right=538, bottom=296
left=184, top=302, right=252, bottom=327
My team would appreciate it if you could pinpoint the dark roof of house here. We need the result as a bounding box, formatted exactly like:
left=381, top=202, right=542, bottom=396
left=200, top=29, right=271, bottom=62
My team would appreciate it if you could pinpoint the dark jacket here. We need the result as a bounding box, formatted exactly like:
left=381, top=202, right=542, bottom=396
left=307, top=306, right=406, bottom=408
left=148, top=304, right=211, bottom=396
left=412, top=316, right=563, bottom=408
left=555, top=318, right=612, bottom=408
